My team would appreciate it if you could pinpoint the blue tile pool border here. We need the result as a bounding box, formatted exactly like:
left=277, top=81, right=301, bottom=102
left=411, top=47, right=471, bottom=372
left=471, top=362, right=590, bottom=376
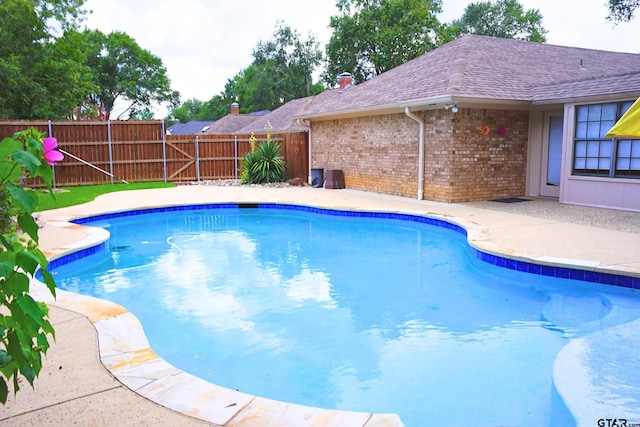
left=48, top=202, right=640, bottom=290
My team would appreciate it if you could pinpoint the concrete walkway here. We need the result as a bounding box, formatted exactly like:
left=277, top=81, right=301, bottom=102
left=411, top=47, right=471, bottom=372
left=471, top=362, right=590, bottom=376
left=2, top=185, right=639, bottom=426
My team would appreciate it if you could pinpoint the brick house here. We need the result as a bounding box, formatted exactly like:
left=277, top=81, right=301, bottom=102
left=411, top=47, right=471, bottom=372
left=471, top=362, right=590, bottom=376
left=298, top=35, right=640, bottom=211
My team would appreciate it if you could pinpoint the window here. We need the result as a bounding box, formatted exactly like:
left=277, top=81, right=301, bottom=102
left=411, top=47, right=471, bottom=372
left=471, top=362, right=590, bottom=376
left=616, top=139, right=640, bottom=177
left=573, top=101, right=639, bottom=178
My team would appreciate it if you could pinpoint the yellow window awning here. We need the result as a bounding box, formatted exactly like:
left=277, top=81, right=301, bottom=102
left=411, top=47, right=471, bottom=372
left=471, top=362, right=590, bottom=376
left=606, top=97, right=640, bottom=139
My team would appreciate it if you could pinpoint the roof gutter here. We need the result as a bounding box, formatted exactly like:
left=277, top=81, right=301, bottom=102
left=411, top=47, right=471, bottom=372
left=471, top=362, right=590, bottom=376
left=295, top=95, right=534, bottom=121
left=533, top=90, right=640, bottom=106
left=295, top=96, right=453, bottom=121
left=404, top=107, right=424, bottom=200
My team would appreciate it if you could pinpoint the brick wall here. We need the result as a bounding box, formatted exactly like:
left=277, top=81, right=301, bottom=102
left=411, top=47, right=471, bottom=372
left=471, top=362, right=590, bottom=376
left=312, top=113, right=420, bottom=197
left=311, top=107, right=528, bottom=202
left=447, top=108, right=529, bottom=202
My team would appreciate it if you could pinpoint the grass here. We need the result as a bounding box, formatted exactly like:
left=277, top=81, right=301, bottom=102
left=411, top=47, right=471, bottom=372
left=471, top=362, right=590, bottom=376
left=35, top=181, right=176, bottom=211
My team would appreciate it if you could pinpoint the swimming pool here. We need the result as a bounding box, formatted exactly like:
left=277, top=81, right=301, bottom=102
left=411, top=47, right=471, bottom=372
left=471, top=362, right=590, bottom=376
left=48, top=204, right=640, bottom=426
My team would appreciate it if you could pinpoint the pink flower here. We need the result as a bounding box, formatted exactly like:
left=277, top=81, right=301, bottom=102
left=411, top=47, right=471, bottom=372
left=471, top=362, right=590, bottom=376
left=497, top=125, right=506, bottom=136
left=43, top=137, right=64, bottom=166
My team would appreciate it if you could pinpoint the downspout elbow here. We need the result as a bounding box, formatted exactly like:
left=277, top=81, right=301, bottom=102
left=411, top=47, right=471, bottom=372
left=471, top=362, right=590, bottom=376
left=404, top=107, right=425, bottom=200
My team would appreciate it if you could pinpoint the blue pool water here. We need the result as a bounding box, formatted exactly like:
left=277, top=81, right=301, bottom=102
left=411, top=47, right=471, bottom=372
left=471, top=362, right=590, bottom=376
left=50, top=205, right=640, bottom=426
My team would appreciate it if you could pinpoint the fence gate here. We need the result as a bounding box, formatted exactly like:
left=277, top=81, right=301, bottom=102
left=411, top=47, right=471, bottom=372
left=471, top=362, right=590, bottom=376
left=0, top=120, right=310, bottom=186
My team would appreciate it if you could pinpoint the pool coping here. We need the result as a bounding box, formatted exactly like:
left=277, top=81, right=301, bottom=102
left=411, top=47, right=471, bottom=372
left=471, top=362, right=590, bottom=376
left=33, top=198, right=640, bottom=426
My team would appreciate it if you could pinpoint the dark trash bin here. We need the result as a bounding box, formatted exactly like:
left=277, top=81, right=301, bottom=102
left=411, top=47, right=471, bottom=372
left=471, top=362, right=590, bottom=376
left=324, top=169, right=345, bottom=189
left=311, top=168, right=324, bottom=188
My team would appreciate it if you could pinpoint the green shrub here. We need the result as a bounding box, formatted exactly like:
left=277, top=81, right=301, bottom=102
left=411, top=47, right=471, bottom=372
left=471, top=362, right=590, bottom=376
left=239, top=148, right=261, bottom=184
left=240, top=140, right=287, bottom=184
left=1, top=128, right=59, bottom=404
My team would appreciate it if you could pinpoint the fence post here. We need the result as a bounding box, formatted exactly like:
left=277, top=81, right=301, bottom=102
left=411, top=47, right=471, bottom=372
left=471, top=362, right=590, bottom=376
left=195, top=135, right=201, bottom=183
left=47, top=120, right=57, bottom=189
left=162, top=120, right=167, bottom=183
left=234, top=135, right=238, bottom=180
left=107, top=120, right=114, bottom=184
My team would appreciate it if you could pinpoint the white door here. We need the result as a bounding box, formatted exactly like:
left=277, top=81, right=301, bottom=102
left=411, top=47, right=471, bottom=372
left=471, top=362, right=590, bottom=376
left=540, top=113, right=563, bottom=198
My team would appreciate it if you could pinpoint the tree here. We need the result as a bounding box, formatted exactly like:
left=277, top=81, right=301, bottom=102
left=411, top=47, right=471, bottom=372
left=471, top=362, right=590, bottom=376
left=170, top=21, right=323, bottom=120
left=82, top=30, right=180, bottom=120
left=246, top=21, right=322, bottom=111
left=450, top=0, right=547, bottom=42
left=324, top=0, right=448, bottom=85
left=170, top=75, right=241, bottom=122
left=32, top=30, right=98, bottom=118
left=170, top=98, right=214, bottom=123
left=606, top=0, right=639, bottom=22
left=0, top=0, right=94, bottom=119
left=207, top=94, right=240, bottom=120
left=0, top=1, right=179, bottom=120
left=29, top=0, right=87, bottom=30
left=127, top=107, right=155, bottom=120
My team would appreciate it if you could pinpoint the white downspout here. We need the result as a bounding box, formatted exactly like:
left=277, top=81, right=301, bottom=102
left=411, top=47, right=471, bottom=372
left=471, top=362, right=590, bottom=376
left=297, top=119, right=312, bottom=184
left=405, top=107, right=425, bottom=200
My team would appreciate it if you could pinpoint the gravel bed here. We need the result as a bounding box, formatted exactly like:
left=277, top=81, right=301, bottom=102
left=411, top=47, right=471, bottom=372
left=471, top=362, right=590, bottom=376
left=464, top=198, right=640, bottom=234
left=180, top=179, right=299, bottom=188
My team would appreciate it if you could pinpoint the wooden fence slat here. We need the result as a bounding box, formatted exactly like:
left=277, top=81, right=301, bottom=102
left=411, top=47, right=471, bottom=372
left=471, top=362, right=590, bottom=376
left=168, top=160, right=195, bottom=180
left=0, top=121, right=309, bottom=186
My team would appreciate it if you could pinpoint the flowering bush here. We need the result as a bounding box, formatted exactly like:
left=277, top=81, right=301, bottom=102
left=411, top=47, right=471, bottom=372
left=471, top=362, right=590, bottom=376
left=0, top=128, right=62, bottom=404
left=239, top=123, right=287, bottom=184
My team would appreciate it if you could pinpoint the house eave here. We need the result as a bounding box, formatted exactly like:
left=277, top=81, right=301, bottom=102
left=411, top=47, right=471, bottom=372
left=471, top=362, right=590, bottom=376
left=297, top=96, right=532, bottom=121
left=533, top=90, right=640, bottom=106
left=295, top=98, right=449, bottom=121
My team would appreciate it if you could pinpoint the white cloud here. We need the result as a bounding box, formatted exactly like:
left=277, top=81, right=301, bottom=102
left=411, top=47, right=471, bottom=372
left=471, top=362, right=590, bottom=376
left=83, top=0, right=338, bottom=105
left=440, top=0, right=640, bottom=54
left=82, top=0, right=640, bottom=118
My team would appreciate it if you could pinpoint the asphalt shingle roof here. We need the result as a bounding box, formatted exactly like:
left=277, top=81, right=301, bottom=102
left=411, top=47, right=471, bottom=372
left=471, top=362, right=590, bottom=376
left=203, top=114, right=262, bottom=134
left=532, top=71, right=640, bottom=103
left=300, top=35, right=640, bottom=118
left=167, top=121, right=214, bottom=135
left=234, top=97, right=314, bottom=134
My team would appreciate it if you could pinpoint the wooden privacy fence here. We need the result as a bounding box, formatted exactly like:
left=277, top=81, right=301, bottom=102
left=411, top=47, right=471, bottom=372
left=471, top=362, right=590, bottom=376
left=0, top=120, right=309, bottom=186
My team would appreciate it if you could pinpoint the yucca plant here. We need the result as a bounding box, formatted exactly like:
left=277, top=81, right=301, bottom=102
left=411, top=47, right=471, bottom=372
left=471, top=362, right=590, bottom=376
left=240, top=140, right=287, bottom=184
left=239, top=149, right=262, bottom=184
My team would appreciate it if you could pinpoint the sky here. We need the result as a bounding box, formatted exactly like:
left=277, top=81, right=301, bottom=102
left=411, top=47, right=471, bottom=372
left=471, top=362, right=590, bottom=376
left=82, top=0, right=640, bottom=118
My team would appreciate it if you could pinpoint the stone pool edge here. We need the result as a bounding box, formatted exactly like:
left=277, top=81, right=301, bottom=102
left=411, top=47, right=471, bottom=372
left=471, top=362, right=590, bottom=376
left=29, top=281, right=402, bottom=426
left=35, top=201, right=640, bottom=426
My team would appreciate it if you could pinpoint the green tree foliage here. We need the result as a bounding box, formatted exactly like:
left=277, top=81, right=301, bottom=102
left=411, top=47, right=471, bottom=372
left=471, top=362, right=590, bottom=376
left=1, top=128, right=59, bottom=404
left=606, top=0, right=639, bottom=22
left=127, top=107, right=155, bottom=120
left=450, top=0, right=547, bottom=42
left=324, top=0, right=448, bottom=85
left=33, top=30, right=98, bottom=118
left=0, top=0, right=94, bottom=119
left=170, top=98, right=214, bottom=123
left=29, top=0, right=87, bottom=30
left=219, top=65, right=266, bottom=115
left=172, top=79, right=238, bottom=122
left=251, top=22, right=324, bottom=107
left=82, top=30, right=180, bottom=120
left=0, top=0, right=178, bottom=120
left=172, top=21, right=323, bottom=121
left=207, top=94, right=239, bottom=120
